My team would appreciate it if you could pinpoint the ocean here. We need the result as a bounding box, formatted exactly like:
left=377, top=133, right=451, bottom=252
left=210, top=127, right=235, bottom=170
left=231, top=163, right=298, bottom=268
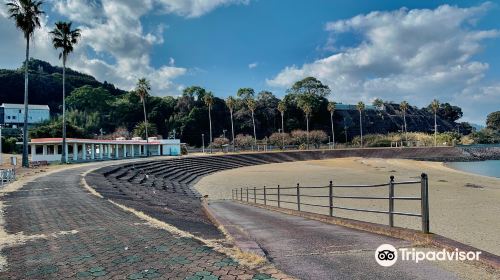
left=446, top=160, right=500, bottom=178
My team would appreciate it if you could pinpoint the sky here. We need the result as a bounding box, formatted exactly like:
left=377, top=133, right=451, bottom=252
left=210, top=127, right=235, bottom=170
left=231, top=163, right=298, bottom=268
left=1, top=0, right=500, bottom=124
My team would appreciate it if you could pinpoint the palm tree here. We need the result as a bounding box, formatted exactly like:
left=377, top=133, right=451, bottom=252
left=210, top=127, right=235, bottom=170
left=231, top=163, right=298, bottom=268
left=247, top=98, right=257, bottom=149
left=301, top=103, right=312, bottom=149
left=135, top=78, right=151, bottom=155
left=356, top=101, right=365, bottom=147
left=277, top=101, right=286, bottom=148
left=327, top=102, right=336, bottom=149
left=226, top=96, right=236, bottom=151
left=50, top=21, right=81, bottom=163
left=400, top=101, right=409, bottom=145
left=431, top=99, right=440, bottom=147
left=6, top=0, right=44, bottom=167
left=203, top=92, right=214, bottom=152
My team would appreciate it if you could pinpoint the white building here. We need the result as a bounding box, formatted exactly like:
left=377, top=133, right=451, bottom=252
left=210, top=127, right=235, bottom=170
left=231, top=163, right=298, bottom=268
left=25, top=137, right=181, bottom=163
left=0, top=103, right=50, bottom=126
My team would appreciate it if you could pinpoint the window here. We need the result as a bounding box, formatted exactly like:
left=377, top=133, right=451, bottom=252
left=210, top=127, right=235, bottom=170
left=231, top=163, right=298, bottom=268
left=12, top=116, right=16, bottom=120
left=19, top=109, right=21, bottom=113
left=7, top=116, right=10, bottom=119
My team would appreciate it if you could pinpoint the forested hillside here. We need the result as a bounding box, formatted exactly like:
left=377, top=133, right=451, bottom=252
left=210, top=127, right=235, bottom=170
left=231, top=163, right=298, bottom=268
left=1, top=59, right=472, bottom=146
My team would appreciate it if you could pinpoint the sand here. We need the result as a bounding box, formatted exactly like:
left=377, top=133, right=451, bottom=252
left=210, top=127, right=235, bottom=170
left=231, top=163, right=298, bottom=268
left=195, top=157, right=500, bottom=256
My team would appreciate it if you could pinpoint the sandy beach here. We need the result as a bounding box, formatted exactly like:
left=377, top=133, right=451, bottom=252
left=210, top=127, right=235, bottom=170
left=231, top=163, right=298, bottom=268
left=195, top=157, right=500, bottom=256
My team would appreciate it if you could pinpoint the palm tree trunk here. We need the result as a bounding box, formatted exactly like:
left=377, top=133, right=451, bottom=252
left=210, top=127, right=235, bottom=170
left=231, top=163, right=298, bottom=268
left=230, top=110, right=235, bottom=152
left=306, top=114, right=310, bottom=149
left=330, top=112, right=335, bottom=149
left=251, top=110, right=256, bottom=149
left=61, top=57, right=67, bottom=163
left=434, top=112, right=437, bottom=147
left=281, top=112, right=285, bottom=149
left=359, top=111, right=363, bottom=147
left=142, top=98, right=149, bottom=156
left=403, top=113, right=407, bottom=146
left=22, top=37, right=30, bottom=168
left=208, top=106, right=212, bottom=153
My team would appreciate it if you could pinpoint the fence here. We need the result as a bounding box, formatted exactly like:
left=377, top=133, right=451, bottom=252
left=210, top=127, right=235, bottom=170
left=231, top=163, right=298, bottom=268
left=232, top=173, right=430, bottom=233
left=0, top=168, right=16, bottom=187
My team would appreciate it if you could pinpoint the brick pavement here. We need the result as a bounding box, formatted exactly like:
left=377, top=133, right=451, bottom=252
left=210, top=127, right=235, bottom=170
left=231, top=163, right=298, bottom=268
left=0, top=167, right=286, bottom=280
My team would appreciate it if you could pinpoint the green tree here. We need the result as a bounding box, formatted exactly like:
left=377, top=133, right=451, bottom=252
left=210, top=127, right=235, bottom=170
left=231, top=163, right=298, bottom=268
left=133, top=122, right=157, bottom=139
left=277, top=101, right=287, bottom=148
left=247, top=98, right=257, bottom=148
left=226, top=96, right=236, bottom=150
left=327, top=102, right=336, bottom=148
left=236, top=88, right=255, bottom=101
left=400, top=101, right=409, bottom=143
left=372, top=98, right=384, bottom=108
left=486, top=111, right=500, bottom=131
left=203, top=92, right=214, bottom=151
left=430, top=99, right=440, bottom=146
left=50, top=21, right=81, bottom=163
left=6, top=0, right=44, bottom=167
left=356, top=101, right=365, bottom=147
left=66, top=86, right=115, bottom=113
left=289, top=77, right=331, bottom=98
left=135, top=78, right=151, bottom=154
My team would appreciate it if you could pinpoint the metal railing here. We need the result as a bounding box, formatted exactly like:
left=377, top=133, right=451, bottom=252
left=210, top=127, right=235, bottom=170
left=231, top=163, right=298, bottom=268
left=232, top=173, right=430, bottom=233
left=0, top=168, right=16, bottom=187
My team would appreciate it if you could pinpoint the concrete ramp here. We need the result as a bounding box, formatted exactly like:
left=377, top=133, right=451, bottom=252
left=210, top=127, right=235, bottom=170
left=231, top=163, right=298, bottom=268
left=209, top=201, right=495, bottom=280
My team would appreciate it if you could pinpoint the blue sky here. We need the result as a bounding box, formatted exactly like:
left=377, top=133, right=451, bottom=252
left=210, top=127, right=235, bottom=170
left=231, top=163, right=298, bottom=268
left=1, top=0, right=499, bottom=124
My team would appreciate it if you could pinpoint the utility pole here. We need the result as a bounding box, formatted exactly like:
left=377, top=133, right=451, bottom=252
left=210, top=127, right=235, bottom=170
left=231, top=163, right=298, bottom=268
left=201, top=133, right=205, bottom=153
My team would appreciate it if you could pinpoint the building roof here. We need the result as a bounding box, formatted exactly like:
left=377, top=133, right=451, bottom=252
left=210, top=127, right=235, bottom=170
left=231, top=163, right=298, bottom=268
left=29, top=138, right=161, bottom=145
left=0, top=103, right=50, bottom=110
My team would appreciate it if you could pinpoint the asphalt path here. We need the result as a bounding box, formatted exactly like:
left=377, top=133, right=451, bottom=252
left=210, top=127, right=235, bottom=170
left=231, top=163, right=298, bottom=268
left=209, top=201, right=496, bottom=280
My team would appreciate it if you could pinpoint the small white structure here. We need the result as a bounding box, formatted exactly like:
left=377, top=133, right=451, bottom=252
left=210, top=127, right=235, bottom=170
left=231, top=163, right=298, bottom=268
left=25, top=137, right=181, bottom=163
left=0, top=103, right=50, bottom=126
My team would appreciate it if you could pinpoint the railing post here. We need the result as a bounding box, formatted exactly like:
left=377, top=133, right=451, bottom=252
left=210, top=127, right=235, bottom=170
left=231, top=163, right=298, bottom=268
left=240, top=187, right=243, bottom=201
left=254, top=187, right=257, bottom=203
left=296, top=183, right=301, bottom=211
left=389, top=176, right=395, bottom=227
left=235, top=189, right=238, bottom=201
left=329, top=181, right=333, bottom=217
left=421, top=173, right=430, bottom=233
left=246, top=187, right=249, bottom=202
left=277, top=185, right=281, bottom=208
left=232, top=189, right=234, bottom=200
left=263, top=186, right=267, bottom=205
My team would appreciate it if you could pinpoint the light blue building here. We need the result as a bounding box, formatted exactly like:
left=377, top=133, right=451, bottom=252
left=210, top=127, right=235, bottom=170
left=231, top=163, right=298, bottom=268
left=0, top=103, right=50, bottom=127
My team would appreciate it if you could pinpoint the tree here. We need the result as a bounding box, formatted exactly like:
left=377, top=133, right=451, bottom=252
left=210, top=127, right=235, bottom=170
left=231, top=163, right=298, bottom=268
left=430, top=99, right=440, bottom=146
left=7, top=0, right=44, bottom=167
left=300, top=102, right=312, bottom=149
left=135, top=78, right=151, bottom=154
left=356, top=101, right=365, bottom=147
left=203, top=92, right=215, bottom=152
left=226, top=96, right=236, bottom=151
left=66, top=86, right=114, bottom=113
left=289, top=77, right=331, bottom=98
left=50, top=21, right=81, bottom=163
left=372, top=98, right=384, bottom=108
left=247, top=98, right=257, bottom=148
left=327, top=102, right=336, bottom=148
left=133, top=122, right=157, bottom=139
left=486, top=111, right=500, bottom=131
left=400, top=101, right=409, bottom=144
left=236, top=88, right=255, bottom=101
left=277, top=101, right=286, bottom=148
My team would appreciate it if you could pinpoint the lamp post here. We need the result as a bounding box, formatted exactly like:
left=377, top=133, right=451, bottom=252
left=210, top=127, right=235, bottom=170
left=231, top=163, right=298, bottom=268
left=202, top=133, right=205, bottom=153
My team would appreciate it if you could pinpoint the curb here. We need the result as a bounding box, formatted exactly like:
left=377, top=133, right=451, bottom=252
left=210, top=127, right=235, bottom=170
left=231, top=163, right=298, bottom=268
left=234, top=201, right=500, bottom=270
left=201, top=200, right=266, bottom=257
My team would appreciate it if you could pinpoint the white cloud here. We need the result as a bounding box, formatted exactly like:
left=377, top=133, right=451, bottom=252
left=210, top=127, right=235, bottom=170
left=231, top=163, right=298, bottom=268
left=267, top=3, right=500, bottom=123
left=248, top=62, right=258, bottom=69
left=2, top=0, right=246, bottom=95
left=155, top=0, right=250, bottom=18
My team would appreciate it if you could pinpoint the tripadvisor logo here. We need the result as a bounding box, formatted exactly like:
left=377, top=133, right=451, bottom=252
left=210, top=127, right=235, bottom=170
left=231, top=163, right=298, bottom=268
left=375, top=244, right=481, bottom=267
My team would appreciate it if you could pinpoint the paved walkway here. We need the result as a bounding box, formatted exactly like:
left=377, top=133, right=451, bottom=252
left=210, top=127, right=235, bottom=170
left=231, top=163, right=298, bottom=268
left=209, top=201, right=498, bottom=280
left=0, top=166, right=283, bottom=280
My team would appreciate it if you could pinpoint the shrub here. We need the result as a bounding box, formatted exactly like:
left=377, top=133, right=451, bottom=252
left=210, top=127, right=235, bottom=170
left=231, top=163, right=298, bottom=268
left=309, top=130, right=328, bottom=148
left=211, top=137, right=230, bottom=149
left=268, top=132, right=291, bottom=148
left=235, top=134, right=254, bottom=148
left=291, top=130, right=308, bottom=145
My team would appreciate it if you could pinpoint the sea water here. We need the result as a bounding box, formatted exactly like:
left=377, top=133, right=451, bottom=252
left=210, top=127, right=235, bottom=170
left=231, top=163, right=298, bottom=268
left=446, top=160, right=500, bottom=178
